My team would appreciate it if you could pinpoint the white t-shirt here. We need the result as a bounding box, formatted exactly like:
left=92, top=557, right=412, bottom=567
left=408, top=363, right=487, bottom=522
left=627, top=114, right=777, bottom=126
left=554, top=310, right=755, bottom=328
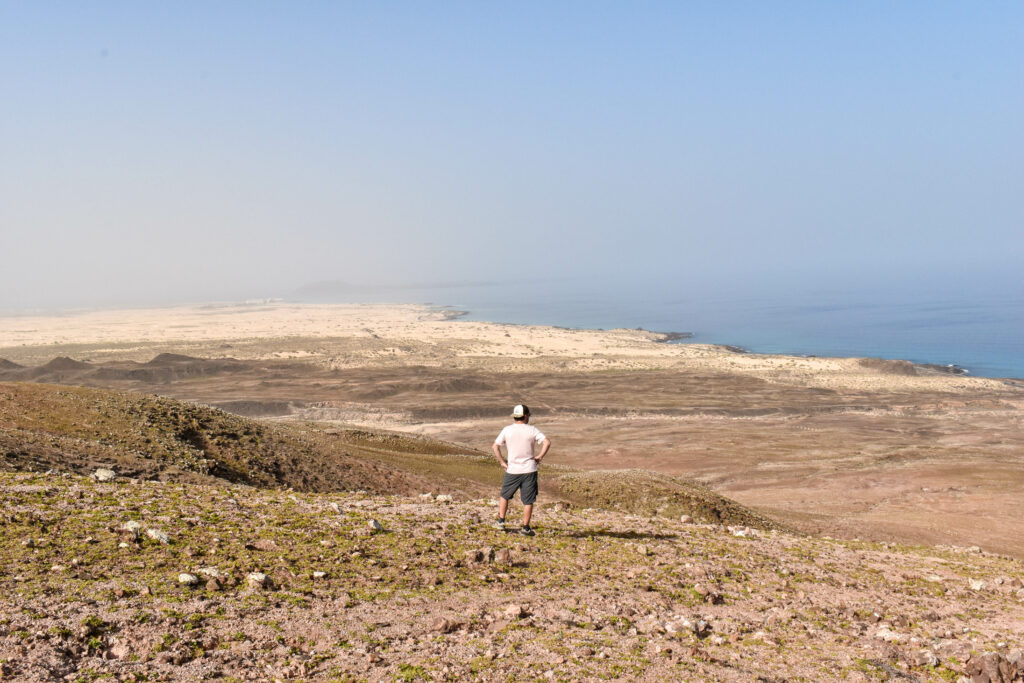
left=494, top=423, right=547, bottom=474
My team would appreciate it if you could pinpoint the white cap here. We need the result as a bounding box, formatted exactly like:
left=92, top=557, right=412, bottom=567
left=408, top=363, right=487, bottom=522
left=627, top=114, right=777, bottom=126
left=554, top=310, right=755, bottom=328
left=512, top=404, right=528, bottom=418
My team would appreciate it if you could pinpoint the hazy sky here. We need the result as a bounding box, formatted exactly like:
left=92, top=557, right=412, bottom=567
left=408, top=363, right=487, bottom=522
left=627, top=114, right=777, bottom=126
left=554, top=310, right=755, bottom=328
left=2, top=2, right=1021, bottom=309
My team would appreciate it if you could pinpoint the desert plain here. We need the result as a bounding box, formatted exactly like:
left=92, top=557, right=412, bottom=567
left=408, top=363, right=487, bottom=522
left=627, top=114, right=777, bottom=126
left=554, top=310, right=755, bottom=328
left=2, top=301, right=1022, bottom=558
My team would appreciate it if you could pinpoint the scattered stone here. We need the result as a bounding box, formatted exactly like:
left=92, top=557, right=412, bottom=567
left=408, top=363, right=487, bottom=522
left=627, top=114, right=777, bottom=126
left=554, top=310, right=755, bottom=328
left=636, top=544, right=650, bottom=556
left=177, top=573, right=200, bottom=586
left=313, top=571, right=328, bottom=580
left=504, top=604, right=526, bottom=619
left=197, top=567, right=226, bottom=579
left=694, top=620, right=711, bottom=637
left=969, top=579, right=987, bottom=591
left=435, top=494, right=454, bottom=503
left=874, top=626, right=902, bottom=643
left=108, top=641, right=131, bottom=659
left=250, top=539, right=278, bottom=551
left=146, top=528, right=171, bottom=544
left=430, top=617, right=459, bottom=633
left=495, top=549, right=512, bottom=565
left=205, top=578, right=221, bottom=591
left=418, top=493, right=434, bottom=501
left=368, top=519, right=384, bottom=532
left=92, top=468, right=117, bottom=482
left=679, top=515, right=693, bottom=524
left=328, top=502, right=342, bottom=513
left=665, top=619, right=691, bottom=634
left=247, top=572, right=270, bottom=589
left=22, top=538, right=34, bottom=548
left=122, top=521, right=143, bottom=538
left=965, top=651, right=1023, bottom=682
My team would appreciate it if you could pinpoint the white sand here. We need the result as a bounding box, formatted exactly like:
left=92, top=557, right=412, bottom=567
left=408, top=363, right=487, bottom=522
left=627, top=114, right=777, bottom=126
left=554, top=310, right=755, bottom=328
left=0, top=302, right=1004, bottom=393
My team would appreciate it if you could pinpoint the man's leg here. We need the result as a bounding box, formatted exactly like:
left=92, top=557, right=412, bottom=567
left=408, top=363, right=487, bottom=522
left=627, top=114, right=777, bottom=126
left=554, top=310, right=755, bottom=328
left=520, top=472, right=538, bottom=531
left=498, top=497, right=509, bottom=520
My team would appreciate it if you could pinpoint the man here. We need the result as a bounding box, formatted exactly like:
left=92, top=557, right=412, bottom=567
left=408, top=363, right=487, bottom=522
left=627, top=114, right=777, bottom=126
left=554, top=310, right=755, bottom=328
left=491, top=404, right=551, bottom=536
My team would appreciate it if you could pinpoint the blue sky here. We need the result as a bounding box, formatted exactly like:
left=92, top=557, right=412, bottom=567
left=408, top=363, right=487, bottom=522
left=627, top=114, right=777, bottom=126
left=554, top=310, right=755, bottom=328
left=1, top=2, right=1021, bottom=308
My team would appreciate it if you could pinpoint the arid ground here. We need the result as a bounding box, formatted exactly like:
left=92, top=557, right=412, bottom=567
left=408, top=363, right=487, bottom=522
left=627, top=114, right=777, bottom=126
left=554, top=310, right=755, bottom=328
left=2, top=302, right=1022, bottom=558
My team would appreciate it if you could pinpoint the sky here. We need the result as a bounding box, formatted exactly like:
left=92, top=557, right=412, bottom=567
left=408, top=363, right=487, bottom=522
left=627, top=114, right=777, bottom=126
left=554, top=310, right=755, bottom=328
left=1, top=1, right=1022, bottom=310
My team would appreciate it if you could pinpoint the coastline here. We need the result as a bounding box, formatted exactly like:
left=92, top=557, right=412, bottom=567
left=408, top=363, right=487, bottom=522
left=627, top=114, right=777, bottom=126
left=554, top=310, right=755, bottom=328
left=0, top=301, right=1010, bottom=391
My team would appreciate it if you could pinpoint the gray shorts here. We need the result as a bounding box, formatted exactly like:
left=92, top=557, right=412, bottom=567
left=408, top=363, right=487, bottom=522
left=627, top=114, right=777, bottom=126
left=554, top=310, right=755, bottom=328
left=501, top=472, right=538, bottom=505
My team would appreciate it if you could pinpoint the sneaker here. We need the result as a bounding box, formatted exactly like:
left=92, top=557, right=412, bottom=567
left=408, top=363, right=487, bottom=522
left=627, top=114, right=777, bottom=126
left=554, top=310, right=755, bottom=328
left=492, top=518, right=506, bottom=530
left=518, top=526, right=535, bottom=537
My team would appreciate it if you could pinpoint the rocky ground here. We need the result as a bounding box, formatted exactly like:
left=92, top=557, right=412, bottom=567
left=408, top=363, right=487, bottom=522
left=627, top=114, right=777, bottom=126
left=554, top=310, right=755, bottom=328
left=2, top=470, right=1023, bottom=682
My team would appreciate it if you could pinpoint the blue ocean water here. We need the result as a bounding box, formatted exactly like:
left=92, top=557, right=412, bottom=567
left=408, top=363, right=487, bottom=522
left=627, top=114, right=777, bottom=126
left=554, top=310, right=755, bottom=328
left=299, top=277, right=1024, bottom=380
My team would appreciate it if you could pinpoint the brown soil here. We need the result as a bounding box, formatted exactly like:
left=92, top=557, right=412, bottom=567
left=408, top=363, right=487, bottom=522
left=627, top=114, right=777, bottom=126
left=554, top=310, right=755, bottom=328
left=4, top=352, right=1021, bottom=558
left=2, top=470, right=1023, bottom=682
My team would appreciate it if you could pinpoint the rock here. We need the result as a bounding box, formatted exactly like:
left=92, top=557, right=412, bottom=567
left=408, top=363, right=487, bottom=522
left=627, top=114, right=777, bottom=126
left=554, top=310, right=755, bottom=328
left=92, top=468, right=116, bottom=482
left=504, top=604, right=526, bottom=619
left=969, top=579, right=986, bottom=591
left=418, top=493, right=434, bottom=501
left=177, top=573, right=200, bottom=586
left=495, top=549, right=512, bottom=565
left=250, top=539, right=278, bottom=551
left=108, top=642, right=131, bottom=659
left=328, top=502, right=342, bottom=513
left=913, top=650, right=940, bottom=667
left=680, top=515, right=693, bottom=524
left=665, top=619, right=691, bottom=634
left=482, top=547, right=495, bottom=563
left=197, top=567, right=226, bottom=579
left=694, top=620, right=711, bottom=637
left=368, top=519, right=384, bottom=532
left=122, top=521, right=142, bottom=538
left=146, top=528, right=171, bottom=544
left=874, top=627, right=902, bottom=643
left=205, top=578, right=221, bottom=591
left=636, top=544, right=650, bottom=556
left=313, top=571, right=327, bottom=580
left=965, top=651, right=1022, bottom=682
left=247, top=572, right=271, bottom=589
left=22, top=538, right=35, bottom=548
left=435, top=494, right=454, bottom=503
left=430, top=617, right=458, bottom=633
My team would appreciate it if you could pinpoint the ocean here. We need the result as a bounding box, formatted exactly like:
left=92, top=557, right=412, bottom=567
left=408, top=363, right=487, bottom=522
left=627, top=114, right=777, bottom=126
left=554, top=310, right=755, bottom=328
left=304, top=276, right=1024, bottom=380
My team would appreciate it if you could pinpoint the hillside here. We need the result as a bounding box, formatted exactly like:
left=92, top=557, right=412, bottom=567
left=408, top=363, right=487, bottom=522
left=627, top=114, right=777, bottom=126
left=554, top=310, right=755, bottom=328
left=0, top=382, right=778, bottom=530
left=1, top=470, right=1022, bottom=681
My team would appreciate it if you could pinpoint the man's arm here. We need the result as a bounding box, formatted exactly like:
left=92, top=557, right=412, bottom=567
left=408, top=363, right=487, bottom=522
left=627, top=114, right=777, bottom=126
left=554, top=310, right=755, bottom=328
left=491, top=442, right=508, bottom=470
left=534, top=438, right=551, bottom=463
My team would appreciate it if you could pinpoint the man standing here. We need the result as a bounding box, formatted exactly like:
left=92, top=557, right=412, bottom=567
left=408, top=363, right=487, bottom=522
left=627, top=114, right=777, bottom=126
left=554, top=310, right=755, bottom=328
left=491, top=404, right=551, bottom=536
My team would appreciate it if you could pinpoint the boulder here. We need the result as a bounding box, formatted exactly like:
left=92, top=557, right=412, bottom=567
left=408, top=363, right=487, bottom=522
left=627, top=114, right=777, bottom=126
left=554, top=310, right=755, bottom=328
left=92, top=468, right=117, bottom=482
left=146, top=528, right=171, bottom=544
left=177, top=573, right=200, bottom=586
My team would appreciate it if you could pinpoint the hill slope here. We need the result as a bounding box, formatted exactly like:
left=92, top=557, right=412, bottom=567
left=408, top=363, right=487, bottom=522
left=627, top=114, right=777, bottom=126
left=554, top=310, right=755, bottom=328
left=0, top=382, right=777, bottom=529
left=1, top=470, right=1022, bottom=681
